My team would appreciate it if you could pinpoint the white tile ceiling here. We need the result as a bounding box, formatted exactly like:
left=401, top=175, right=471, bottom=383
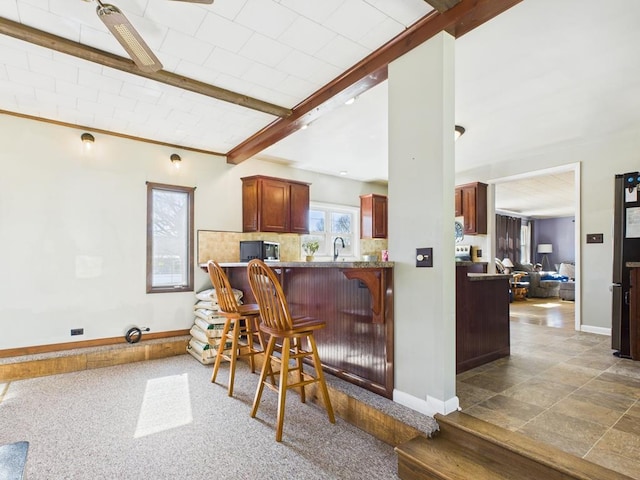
left=0, top=0, right=432, bottom=153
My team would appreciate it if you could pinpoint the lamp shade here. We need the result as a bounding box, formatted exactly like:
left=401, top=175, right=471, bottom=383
left=537, top=244, right=553, bottom=254
left=502, top=258, right=514, bottom=268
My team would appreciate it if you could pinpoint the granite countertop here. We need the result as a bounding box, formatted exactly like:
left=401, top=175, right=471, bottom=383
left=627, top=262, right=640, bottom=268
left=467, top=273, right=511, bottom=281
left=215, top=261, right=394, bottom=268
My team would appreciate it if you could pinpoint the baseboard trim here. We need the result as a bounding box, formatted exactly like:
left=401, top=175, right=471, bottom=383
left=393, top=389, right=459, bottom=416
left=580, top=325, right=611, bottom=336
left=0, top=329, right=190, bottom=359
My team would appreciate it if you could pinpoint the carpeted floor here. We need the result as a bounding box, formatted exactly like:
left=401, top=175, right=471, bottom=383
left=0, top=355, right=401, bottom=479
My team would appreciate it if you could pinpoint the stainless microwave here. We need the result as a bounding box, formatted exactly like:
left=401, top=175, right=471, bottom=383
left=240, top=241, right=280, bottom=262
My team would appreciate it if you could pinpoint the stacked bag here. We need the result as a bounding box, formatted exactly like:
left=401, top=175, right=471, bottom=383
left=186, top=287, right=244, bottom=365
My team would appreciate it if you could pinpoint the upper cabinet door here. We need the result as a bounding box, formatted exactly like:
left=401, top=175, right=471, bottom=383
left=456, top=182, right=487, bottom=235
left=242, top=175, right=310, bottom=233
left=260, top=177, right=290, bottom=233
left=289, top=181, right=310, bottom=234
left=360, top=194, right=388, bottom=239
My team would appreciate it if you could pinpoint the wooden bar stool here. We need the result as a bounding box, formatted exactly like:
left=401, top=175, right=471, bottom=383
left=207, top=260, right=266, bottom=397
left=246, top=259, right=335, bottom=442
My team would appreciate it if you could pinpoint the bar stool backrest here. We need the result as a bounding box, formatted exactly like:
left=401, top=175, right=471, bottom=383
left=207, top=260, right=240, bottom=314
left=246, top=259, right=293, bottom=332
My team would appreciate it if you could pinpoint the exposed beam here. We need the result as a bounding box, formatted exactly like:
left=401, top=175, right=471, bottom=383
left=227, top=0, right=523, bottom=165
left=423, top=0, right=462, bottom=14
left=0, top=17, right=291, bottom=119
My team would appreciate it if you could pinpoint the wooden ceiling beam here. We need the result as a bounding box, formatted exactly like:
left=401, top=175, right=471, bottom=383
left=0, top=17, right=291, bottom=119
left=423, top=0, right=462, bottom=14
left=227, top=0, right=522, bottom=165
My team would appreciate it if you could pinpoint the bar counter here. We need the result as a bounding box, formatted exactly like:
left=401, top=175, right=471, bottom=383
left=456, top=265, right=511, bottom=373
left=216, top=261, right=395, bottom=398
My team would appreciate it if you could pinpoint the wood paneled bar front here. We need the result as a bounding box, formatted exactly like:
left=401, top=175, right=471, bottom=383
left=456, top=264, right=511, bottom=373
left=218, top=261, right=394, bottom=398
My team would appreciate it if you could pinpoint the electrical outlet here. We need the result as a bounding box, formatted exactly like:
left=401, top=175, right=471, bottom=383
left=70, top=328, right=84, bottom=336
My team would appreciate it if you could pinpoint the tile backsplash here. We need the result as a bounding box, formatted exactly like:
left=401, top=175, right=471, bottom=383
left=198, top=231, right=388, bottom=264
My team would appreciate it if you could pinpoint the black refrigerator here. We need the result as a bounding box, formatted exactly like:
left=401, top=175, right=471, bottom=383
left=612, top=172, right=640, bottom=358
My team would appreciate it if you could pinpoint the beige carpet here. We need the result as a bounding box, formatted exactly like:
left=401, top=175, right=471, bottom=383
left=0, top=355, right=401, bottom=479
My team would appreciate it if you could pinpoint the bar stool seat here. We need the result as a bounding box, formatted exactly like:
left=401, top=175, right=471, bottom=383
left=207, top=260, right=265, bottom=397
left=247, top=259, right=335, bottom=442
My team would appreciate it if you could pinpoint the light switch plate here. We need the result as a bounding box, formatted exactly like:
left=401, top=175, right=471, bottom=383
left=416, top=247, right=433, bottom=267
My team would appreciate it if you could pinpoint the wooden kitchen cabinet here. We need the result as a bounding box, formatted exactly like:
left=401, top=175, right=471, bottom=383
left=241, top=175, right=310, bottom=233
left=360, top=194, right=387, bottom=239
left=455, top=182, right=487, bottom=235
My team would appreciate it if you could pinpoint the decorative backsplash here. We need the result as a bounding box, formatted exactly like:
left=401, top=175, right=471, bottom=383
left=198, top=231, right=301, bottom=263
left=198, top=231, right=388, bottom=264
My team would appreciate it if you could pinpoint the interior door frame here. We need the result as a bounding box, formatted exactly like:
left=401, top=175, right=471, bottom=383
left=490, top=162, right=581, bottom=331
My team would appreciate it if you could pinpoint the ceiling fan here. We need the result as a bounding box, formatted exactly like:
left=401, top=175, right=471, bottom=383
left=89, top=0, right=214, bottom=73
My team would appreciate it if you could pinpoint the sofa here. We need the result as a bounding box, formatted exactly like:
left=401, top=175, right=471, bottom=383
left=527, top=272, right=562, bottom=298
left=558, top=262, right=575, bottom=301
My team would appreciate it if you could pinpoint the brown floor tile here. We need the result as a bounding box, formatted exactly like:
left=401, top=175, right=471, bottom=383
left=586, top=447, right=640, bottom=480
left=501, top=377, right=577, bottom=408
left=473, top=394, right=545, bottom=421
left=565, top=352, right=622, bottom=371
left=462, top=404, right=528, bottom=431
left=547, top=395, right=624, bottom=428
left=628, top=401, right=640, bottom=418
left=592, top=427, right=640, bottom=461
left=518, top=410, right=608, bottom=457
left=455, top=381, right=495, bottom=409
left=459, top=369, right=530, bottom=394
left=587, top=372, right=640, bottom=399
left=606, top=360, right=640, bottom=381
left=614, top=413, right=640, bottom=436
left=571, top=386, right=637, bottom=413
left=535, top=363, right=600, bottom=388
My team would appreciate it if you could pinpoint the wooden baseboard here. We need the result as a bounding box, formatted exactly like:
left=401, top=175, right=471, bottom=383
left=0, top=336, right=190, bottom=382
left=0, top=330, right=190, bottom=359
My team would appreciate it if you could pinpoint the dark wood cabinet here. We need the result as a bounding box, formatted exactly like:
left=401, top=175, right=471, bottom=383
left=455, top=182, right=487, bottom=235
left=630, top=268, right=640, bottom=361
left=241, top=175, right=310, bottom=233
left=360, top=194, right=387, bottom=239
left=456, top=265, right=510, bottom=373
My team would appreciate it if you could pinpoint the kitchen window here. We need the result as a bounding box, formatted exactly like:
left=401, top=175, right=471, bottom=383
left=302, top=202, right=359, bottom=260
left=146, top=182, right=195, bottom=293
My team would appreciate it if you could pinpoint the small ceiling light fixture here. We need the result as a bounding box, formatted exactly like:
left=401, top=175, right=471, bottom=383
left=300, top=124, right=309, bottom=130
left=339, top=170, right=348, bottom=176
left=454, top=125, right=466, bottom=140
left=81, top=132, right=95, bottom=150
left=170, top=153, right=181, bottom=168
left=344, top=96, right=357, bottom=105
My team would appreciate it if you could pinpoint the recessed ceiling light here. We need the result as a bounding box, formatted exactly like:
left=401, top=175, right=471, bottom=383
left=339, top=170, right=348, bottom=176
left=345, top=97, right=356, bottom=105
left=300, top=124, right=309, bottom=130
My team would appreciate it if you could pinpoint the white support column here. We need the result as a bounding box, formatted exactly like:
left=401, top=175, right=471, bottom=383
left=388, top=32, right=458, bottom=415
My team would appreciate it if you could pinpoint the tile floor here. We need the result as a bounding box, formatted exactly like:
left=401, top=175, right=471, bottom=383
left=456, top=298, right=640, bottom=479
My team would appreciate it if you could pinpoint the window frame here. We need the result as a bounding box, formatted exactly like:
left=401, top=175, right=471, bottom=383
left=146, top=182, right=195, bottom=294
left=302, top=201, right=360, bottom=261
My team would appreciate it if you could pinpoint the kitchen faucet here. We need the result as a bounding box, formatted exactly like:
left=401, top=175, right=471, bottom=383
left=333, top=237, right=345, bottom=261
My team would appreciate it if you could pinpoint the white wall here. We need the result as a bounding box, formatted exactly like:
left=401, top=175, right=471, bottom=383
left=0, top=114, right=386, bottom=350
left=458, top=128, right=640, bottom=330
left=388, top=33, right=458, bottom=415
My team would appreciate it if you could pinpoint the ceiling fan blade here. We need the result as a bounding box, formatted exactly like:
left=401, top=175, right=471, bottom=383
left=96, top=2, right=163, bottom=73
left=169, top=0, right=214, bottom=4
